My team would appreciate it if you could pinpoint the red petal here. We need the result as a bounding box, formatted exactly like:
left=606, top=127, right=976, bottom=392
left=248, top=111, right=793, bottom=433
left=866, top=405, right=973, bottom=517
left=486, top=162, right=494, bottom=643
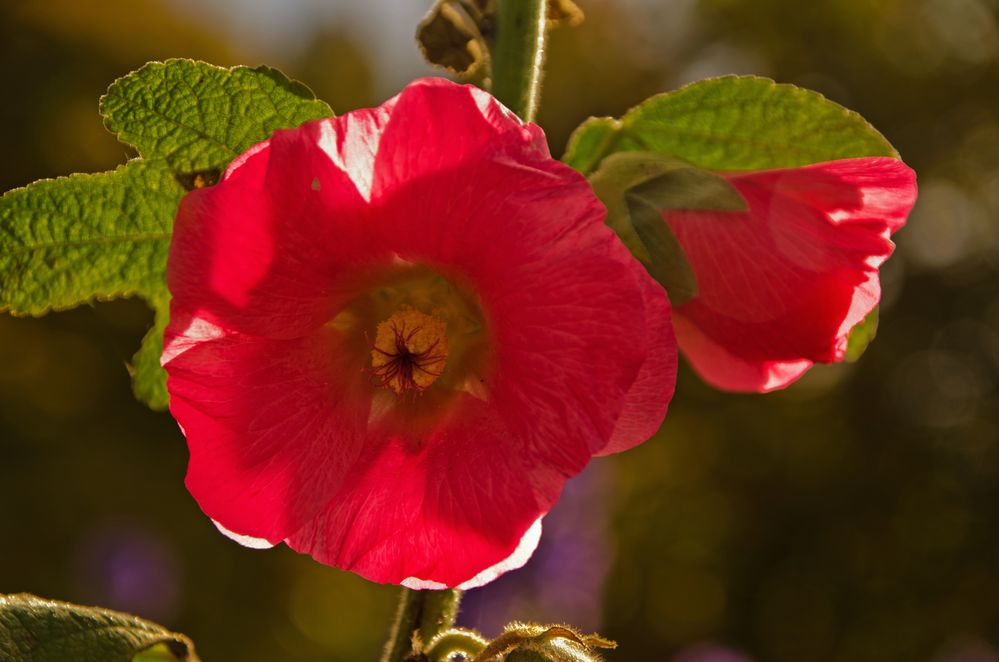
left=597, top=269, right=677, bottom=456
left=286, top=400, right=565, bottom=587
left=672, top=314, right=814, bottom=393
left=164, top=315, right=369, bottom=542
left=666, top=157, right=916, bottom=392
left=369, top=78, right=544, bottom=202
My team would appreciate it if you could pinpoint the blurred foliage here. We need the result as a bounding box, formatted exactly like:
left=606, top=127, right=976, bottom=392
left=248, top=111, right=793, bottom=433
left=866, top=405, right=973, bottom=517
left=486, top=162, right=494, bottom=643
left=1, top=0, right=998, bottom=661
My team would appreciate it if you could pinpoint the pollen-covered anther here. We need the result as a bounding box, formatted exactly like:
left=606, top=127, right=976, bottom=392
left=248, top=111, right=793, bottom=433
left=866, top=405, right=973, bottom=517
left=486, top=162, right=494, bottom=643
left=371, top=306, right=448, bottom=395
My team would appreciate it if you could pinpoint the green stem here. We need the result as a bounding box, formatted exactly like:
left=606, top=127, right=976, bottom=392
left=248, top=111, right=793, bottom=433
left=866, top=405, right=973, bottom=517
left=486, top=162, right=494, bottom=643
left=490, top=0, right=548, bottom=122
left=381, top=588, right=462, bottom=662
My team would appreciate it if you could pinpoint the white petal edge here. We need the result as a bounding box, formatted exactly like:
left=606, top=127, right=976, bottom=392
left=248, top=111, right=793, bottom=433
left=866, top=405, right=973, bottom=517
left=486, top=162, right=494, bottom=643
left=161, top=316, right=226, bottom=365
left=401, top=517, right=544, bottom=591
left=212, top=519, right=276, bottom=550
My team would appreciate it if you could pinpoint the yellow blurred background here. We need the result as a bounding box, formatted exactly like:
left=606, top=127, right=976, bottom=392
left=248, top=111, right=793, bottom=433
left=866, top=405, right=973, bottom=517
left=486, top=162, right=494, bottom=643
left=2, top=1, right=998, bottom=660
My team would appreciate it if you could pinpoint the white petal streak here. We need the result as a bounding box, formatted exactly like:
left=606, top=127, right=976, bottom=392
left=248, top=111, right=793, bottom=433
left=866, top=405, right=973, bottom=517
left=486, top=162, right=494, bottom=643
left=212, top=519, right=276, bottom=550
left=316, top=114, right=385, bottom=202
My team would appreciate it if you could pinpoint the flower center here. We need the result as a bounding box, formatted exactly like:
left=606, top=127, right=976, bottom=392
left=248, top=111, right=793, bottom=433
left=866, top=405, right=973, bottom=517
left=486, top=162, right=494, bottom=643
left=371, top=305, right=448, bottom=395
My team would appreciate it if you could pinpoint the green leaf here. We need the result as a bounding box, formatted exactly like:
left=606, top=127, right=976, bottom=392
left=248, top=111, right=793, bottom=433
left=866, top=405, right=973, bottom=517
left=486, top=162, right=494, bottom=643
left=588, top=152, right=746, bottom=305
left=0, top=60, right=333, bottom=410
left=0, top=160, right=179, bottom=410
left=563, top=75, right=897, bottom=175
left=0, top=594, right=198, bottom=662
left=0, top=160, right=180, bottom=315
left=101, top=59, right=333, bottom=173
left=845, top=307, right=879, bottom=363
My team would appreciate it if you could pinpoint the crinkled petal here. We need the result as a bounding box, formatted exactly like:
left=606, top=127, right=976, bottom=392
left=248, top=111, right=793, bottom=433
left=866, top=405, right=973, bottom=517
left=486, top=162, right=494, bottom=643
left=164, top=313, right=369, bottom=542
left=287, top=402, right=563, bottom=587
left=672, top=314, right=814, bottom=393
left=597, top=269, right=677, bottom=456
left=666, top=157, right=916, bottom=392
left=370, top=78, right=540, bottom=201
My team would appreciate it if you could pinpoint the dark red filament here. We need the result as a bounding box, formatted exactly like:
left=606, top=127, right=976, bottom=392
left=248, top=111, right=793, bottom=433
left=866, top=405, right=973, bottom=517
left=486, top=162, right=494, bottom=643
left=370, top=321, right=446, bottom=394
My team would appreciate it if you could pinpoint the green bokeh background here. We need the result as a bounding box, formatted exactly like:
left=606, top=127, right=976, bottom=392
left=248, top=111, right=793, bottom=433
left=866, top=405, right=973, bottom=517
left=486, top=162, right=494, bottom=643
left=2, top=1, right=998, bottom=660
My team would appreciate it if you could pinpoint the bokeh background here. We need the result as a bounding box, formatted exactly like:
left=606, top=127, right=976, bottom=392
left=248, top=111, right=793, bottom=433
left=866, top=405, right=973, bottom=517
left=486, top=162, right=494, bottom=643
left=2, top=1, right=998, bottom=660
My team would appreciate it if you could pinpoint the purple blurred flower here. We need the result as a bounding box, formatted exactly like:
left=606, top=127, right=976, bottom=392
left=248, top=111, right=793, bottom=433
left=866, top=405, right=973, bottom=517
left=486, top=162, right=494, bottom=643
left=673, top=643, right=753, bottom=662
left=74, top=521, right=181, bottom=622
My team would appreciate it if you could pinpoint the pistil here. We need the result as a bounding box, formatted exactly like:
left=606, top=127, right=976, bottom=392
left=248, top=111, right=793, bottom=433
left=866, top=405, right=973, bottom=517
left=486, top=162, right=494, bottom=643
left=371, top=306, right=449, bottom=395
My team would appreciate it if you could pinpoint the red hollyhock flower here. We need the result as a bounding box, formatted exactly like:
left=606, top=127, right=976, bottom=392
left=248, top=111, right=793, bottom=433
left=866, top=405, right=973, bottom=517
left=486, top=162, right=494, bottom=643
left=162, top=78, right=677, bottom=588
left=664, top=158, right=917, bottom=392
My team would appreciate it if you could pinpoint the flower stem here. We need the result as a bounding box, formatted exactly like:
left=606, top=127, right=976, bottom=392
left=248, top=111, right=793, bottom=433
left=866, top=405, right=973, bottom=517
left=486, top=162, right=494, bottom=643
left=381, top=588, right=462, bottom=662
left=490, top=0, right=548, bottom=122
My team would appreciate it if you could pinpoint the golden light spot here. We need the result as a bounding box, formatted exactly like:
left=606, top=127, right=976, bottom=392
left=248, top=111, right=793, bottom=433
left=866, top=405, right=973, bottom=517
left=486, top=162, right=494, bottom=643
left=371, top=306, right=448, bottom=395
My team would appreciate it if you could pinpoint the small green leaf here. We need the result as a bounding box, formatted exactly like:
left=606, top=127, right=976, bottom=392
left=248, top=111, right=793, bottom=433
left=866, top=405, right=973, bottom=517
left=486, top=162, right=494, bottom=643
left=0, top=160, right=180, bottom=315
left=130, top=294, right=171, bottom=410
left=563, top=75, right=897, bottom=175
left=101, top=59, right=333, bottom=172
left=133, top=642, right=188, bottom=661
left=624, top=195, right=698, bottom=305
left=845, top=307, right=879, bottom=363
left=589, top=152, right=745, bottom=305
left=562, top=116, right=620, bottom=175
left=0, top=594, right=198, bottom=662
